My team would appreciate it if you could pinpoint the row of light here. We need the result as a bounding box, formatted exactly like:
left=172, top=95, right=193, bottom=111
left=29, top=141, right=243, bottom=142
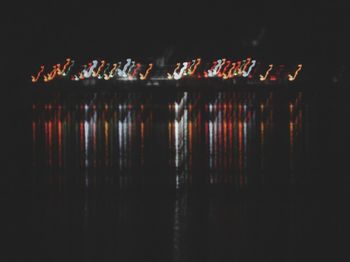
left=31, top=58, right=302, bottom=83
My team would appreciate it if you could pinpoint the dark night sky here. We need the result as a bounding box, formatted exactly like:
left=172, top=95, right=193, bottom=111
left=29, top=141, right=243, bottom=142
left=3, top=1, right=349, bottom=82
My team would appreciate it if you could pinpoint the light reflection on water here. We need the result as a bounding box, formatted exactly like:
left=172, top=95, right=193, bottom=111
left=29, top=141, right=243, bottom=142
left=32, top=91, right=307, bottom=189
left=27, top=90, right=341, bottom=262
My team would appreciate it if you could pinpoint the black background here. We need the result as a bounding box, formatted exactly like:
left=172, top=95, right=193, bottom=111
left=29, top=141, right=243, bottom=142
left=2, top=1, right=349, bottom=261
left=3, top=1, right=349, bottom=76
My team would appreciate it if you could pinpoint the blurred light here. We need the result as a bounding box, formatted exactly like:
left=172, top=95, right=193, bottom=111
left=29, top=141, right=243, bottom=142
left=259, top=64, right=273, bottom=81
left=140, top=63, right=153, bottom=80
left=288, top=64, right=302, bottom=81
left=31, top=65, right=45, bottom=83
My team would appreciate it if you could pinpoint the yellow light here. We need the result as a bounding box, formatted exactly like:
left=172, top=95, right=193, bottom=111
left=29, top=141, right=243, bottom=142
left=190, top=58, right=201, bottom=76
left=60, top=58, right=71, bottom=76
left=31, top=65, right=45, bottom=83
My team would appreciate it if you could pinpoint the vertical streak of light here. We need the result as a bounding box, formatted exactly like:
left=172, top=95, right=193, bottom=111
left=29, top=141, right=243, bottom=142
left=32, top=120, right=36, bottom=166
left=74, top=116, right=79, bottom=169
left=80, top=121, right=84, bottom=168
left=217, top=107, right=222, bottom=178
left=244, top=104, right=248, bottom=185
left=238, top=120, right=243, bottom=187
left=93, top=113, right=97, bottom=168
left=233, top=102, right=238, bottom=180
left=98, top=111, right=102, bottom=167
left=83, top=168, right=89, bottom=231
left=197, top=106, right=202, bottom=136
left=58, top=119, right=62, bottom=168
left=123, top=117, right=127, bottom=170
left=168, top=120, right=172, bottom=166
left=44, top=120, right=47, bottom=165
left=118, top=120, right=123, bottom=171
left=141, top=121, right=144, bottom=167
left=299, top=106, right=303, bottom=131
left=289, top=120, right=294, bottom=173
left=209, top=120, right=213, bottom=183
left=64, top=114, right=68, bottom=170
left=84, top=120, right=89, bottom=169
left=173, top=196, right=181, bottom=262
left=105, top=121, right=109, bottom=167
left=223, top=106, right=227, bottom=174
left=111, top=110, right=117, bottom=167
left=174, top=119, right=180, bottom=189
left=48, top=120, right=52, bottom=167
left=188, top=120, right=193, bottom=183
left=205, top=118, right=209, bottom=150
left=214, top=110, right=218, bottom=177
left=260, top=120, right=265, bottom=182
left=128, top=114, right=132, bottom=169
left=184, top=108, right=188, bottom=183
left=172, top=194, right=188, bottom=262
left=174, top=101, right=180, bottom=185
left=175, top=120, right=179, bottom=169
left=84, top=118, right=89, bottom=188
left=243, top=119, right=247, bottom=185
left=205, top=117, right=208, bottom=150
left=228, top=111, right=233, bottom=170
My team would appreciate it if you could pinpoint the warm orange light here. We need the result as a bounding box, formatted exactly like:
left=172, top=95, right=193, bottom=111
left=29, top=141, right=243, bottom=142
left=216, top=58, right=226, bottom=77
left=44, top=65, right=58, bottom=82
left=221, top=60, right=231, bottom=79
left=233, top=61, right=242, bottom=77
left=259, top=64, right=273, bottom=81
left=31, top=58, right=302, bottom=84
left=288, top=64, right=302, bottom=81
left=225, top=62, right=236, bottom=79
left=60, top=58, right=71, bottom=76
left=188, top=58, right=201, bottom=76
left=238, top=60, right=246, bottom=76
left=140, top=63, right=153, bottom=80
left=31, top=65, right=45, bottom=83
left=289, top=103, right=293, bottom=112
left=55, top=64, right=62, bottom=75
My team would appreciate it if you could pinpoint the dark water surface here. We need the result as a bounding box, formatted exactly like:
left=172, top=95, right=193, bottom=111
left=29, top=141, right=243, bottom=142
left=3, top=87, right=348, bottom=261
